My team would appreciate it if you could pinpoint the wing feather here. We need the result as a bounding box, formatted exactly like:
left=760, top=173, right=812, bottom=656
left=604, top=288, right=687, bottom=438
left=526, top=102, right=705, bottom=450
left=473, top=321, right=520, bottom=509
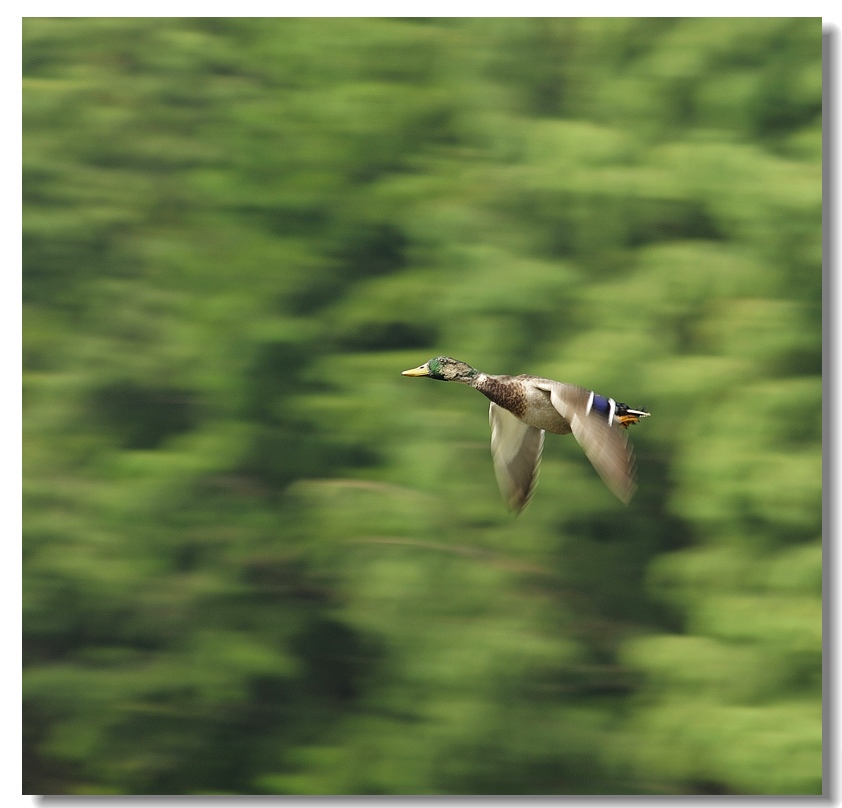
left=543, top=382, right=637, bottom=504
left=488, top=402, right=545, bottom=513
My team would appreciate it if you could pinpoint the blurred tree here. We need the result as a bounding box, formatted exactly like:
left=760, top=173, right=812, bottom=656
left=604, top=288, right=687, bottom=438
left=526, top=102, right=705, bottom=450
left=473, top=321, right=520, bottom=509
left=23, top=17, right=821, bottom=795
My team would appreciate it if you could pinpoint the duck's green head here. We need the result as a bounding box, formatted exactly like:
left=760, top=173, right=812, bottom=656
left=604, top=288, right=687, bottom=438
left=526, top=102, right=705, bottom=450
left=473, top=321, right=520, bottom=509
left=401, top=356, right=478, bottom=383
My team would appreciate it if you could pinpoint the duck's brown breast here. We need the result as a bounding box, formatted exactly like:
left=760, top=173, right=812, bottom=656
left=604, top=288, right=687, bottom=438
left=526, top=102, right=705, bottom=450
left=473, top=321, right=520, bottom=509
left=476, top=375, right=529, bottom=418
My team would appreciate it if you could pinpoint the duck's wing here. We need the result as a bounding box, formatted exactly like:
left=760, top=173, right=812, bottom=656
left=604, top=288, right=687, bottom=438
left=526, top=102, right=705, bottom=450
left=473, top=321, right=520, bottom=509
left=489, top=402, right=545, bottom=514
left=541, top=381, right=637, bottom=504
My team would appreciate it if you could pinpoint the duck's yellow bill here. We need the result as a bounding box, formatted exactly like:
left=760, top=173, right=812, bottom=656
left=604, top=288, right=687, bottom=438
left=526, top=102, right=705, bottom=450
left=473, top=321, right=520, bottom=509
left=401, top=365, right=430, bottom=377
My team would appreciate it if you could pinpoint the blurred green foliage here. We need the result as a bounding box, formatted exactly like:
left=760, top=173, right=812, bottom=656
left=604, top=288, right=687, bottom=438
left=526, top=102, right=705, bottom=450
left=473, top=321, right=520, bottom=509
left=23, top=17, right=821, bottom=795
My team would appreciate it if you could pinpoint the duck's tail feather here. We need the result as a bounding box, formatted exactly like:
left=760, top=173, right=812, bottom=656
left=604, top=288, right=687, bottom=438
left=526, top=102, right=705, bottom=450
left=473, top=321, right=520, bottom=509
left=615, top=402, right=650, bottom=428
left=585, top=392, right=650, bottom=429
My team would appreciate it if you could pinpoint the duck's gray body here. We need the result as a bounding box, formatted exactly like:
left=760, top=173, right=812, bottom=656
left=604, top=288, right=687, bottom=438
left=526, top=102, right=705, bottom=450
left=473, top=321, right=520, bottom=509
left=477, top=373, right=573, bottom=434
left=402, top=357, right=649, bottom=513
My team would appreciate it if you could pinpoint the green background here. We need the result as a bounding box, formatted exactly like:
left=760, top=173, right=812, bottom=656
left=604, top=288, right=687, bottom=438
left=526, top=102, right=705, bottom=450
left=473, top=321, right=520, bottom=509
left=23, top=17, right=822, bottom=795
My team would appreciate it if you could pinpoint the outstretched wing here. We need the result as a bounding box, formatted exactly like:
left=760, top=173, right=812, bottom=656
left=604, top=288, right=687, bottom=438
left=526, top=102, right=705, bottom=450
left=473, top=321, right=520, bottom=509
left=489, top=402, right=546, bottom=513
left=542, top=382, right=637, bottom=504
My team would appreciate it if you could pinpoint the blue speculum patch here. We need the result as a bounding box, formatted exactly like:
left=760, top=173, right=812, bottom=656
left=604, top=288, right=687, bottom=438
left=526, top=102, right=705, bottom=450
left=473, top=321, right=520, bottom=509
left=591, top=394, right=612, bottom=415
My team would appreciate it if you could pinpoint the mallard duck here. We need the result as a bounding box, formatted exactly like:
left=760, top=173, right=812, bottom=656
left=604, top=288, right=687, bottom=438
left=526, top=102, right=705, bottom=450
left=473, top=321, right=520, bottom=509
left=401, top=356, right=649, bottom=512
